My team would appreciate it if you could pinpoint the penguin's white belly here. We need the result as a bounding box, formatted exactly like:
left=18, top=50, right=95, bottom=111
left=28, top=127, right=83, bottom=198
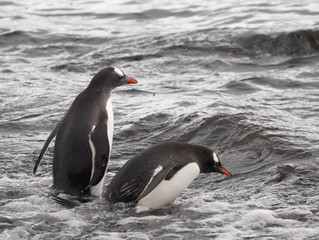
left=136, top=162, right=200, bottom=213
left=90, top=176, right=105, bottom=197
left=106, top=98, right=114, bottom=150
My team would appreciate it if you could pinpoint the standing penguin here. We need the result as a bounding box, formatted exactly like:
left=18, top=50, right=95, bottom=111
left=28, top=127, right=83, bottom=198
left=105, top=142, right=231, bottom=212
left=33, top=67, right=137, bottom=197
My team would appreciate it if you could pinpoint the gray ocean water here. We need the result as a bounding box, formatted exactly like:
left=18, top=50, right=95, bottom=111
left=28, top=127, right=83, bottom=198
left=1, top=0, right=319, bottom=239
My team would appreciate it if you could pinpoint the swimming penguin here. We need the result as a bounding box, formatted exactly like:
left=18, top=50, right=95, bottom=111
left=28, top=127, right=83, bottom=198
left=33, top=67, right=138, bottom=197
left=105, top=142, right=232, bottom=213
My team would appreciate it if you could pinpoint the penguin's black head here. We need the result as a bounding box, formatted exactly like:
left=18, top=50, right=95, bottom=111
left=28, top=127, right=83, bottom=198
left=89, top=67, right=137, bottom=89
left=202, top=150, right=232, bottom=176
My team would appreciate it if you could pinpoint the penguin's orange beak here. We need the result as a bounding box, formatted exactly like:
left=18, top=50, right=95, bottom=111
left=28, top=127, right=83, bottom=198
left=218, top=166, right=232, bottom=176
left=125, top=77, right=138, bottom=84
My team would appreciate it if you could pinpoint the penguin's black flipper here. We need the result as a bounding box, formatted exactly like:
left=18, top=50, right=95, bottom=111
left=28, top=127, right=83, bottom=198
left=136, top=163, right=177, bottom=202
left=88, top=119, right=110, bottom=187
left=33, top=122, right=61, bottom=174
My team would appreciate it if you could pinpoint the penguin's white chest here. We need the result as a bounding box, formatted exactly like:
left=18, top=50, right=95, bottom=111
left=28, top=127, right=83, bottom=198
left=106, top=98, right=114, bottom=150
left=136, top=162, right=200, bottom=213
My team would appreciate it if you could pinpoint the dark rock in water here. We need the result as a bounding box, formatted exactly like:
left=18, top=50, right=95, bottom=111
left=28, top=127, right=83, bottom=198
left=236, top=30, right=319, bottom=56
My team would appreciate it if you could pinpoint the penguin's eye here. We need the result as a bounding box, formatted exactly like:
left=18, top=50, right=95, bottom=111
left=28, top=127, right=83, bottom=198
left=111, top=75, right=121, bottom=85
left=114, top=76, right=121, bottom=82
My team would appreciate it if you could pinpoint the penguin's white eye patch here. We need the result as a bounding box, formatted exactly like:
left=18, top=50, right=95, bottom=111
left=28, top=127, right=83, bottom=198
left=212, top=152, right=219, bottom=165
left=113, top=67, right=124, bottom=77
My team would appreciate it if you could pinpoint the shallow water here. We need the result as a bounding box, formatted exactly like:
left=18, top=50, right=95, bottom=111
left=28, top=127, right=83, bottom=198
left=1, top=0, right=319, bottom=239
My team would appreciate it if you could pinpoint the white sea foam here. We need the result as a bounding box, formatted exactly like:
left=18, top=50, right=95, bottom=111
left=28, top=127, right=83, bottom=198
left=1, top=227, right=31, bottom=240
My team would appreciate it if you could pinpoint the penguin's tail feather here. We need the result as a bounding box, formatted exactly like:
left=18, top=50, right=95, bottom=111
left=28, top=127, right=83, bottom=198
left=33, top=122, right=60, bottom=175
